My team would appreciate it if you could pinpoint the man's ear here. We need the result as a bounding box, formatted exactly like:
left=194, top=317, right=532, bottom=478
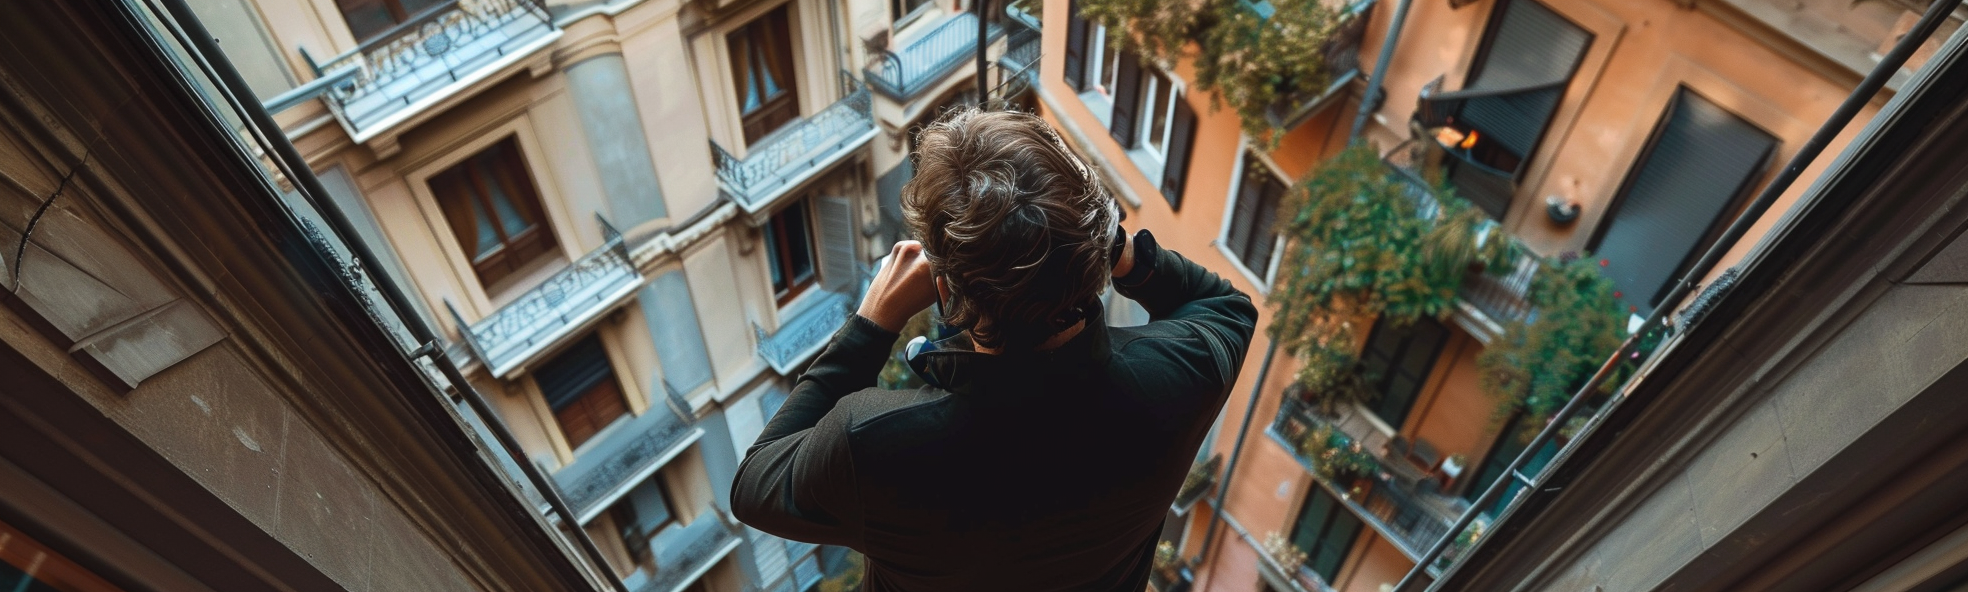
left=936, top=275, right=949, bottom=305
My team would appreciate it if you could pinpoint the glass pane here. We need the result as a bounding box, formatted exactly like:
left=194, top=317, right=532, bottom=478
left=1099, top=35, right=1120, bottom=93
left=628, top=478, right=674, bottom=532
left=476, top=157, right=531, bottom=239
left=763, top=218, right=785, bottom=291
left=468, top=193, right=499, bottom=257
left=1145, top=75, right=1170, bottom=153
left=785, top=205, right=814, bottom=283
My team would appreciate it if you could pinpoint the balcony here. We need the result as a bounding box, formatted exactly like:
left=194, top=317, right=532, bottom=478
left=622, top=510, right=745, bottom=592
left=713, top=86, right=877, bottom=213
left=1267, top=397, right=1478, bottom=574
left=448, top=217, right=643, bottom=379
left=310, top=0, right=559, bottom=145
left=1383, top=139, right=1541, bottom=339
left=1262, top=0, right=1379, bottom=130
left=865, top=12, right=1005, bottom=101
left=989, top=16, right=1041, bottom=103
left=552, top=384, right=705, bottom=523
left=754, top=287, right=858, bottom=376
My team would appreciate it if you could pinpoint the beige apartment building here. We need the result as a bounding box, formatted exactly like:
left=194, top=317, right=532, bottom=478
left=1024, top=0, right=1960, bottom=591
left=171, top=0, right=1034, bottom=589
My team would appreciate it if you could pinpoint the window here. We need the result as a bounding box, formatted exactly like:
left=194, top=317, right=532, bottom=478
left=1590, top=87, right=1776, bottom=314
left=1417, top=0, right=1592, bottom=218
left=892, top=0, right=933, bottom=23
left=1064, top=0, right=1092, bottom=90
left=729, top=7, right=800, bottom=145
left=535, top=335, right=628, bottom=450
left=1225, top=154, right=1287, bottom=279
left=1289, top=487, right=1363, bottom=583
left=429, top=137, right=558, bottom=288
left=1359, top=316, right=1449, bottom=430
left=607, top=477, right=676, bottom=564
left=1140, top=71, right=1176, bottom=159
left=764, top=200, right=818, bottom=303
left=1463, top=411, right=1559, bottom=518
left=333, top=0, right=445, bottom=43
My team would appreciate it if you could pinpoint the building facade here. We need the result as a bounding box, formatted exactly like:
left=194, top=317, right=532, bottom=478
left=169, top=0, right=1035, bottom=590
left=1024, top=0, right=1959, bottom=590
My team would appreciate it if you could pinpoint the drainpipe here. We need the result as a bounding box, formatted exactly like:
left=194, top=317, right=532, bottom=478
left=977, top=0, right=992, bottom=104
left=1349, top=0, right=1417, bottom=143
left=1190, top=0, right=1417, bottom=580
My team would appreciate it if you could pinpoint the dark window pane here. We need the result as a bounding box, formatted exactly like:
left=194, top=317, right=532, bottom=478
left=428, top=137, right=555, bottom=287
left=729, top=7, right=800, bottom=144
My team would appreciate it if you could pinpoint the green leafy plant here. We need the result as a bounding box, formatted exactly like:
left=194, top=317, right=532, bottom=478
left=1080, top=0, right=1356, bottom=143
left=877, top=309, right=940, bottom=390
left=1476, top=256, right=1629, bottom=428
left=1294, top=423, right=1379, bottom=483
left=1266, top=146, right=1497, bottom=409
left=1196, top=0, right=1347, bottom=144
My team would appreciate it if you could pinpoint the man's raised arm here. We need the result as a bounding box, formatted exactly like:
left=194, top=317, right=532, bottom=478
left=1110, top=229, right=1260, bottom=390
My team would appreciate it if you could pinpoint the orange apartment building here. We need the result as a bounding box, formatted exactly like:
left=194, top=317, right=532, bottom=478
left=1024, top=0, right=1959, bottom=590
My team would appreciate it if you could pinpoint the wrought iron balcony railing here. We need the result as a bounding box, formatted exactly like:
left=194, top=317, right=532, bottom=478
left=552, top=382, right=704, bottom=523
left=448, top=216, right=643, bottom=379
left=1383, top=140, right=1542, bottom=330
left=712, top=86, right=877, bottom=212
left=989, top=24, right=1041, bottom=103
left=865, top=12, right=1005, bottom=100
left=754, top=288, right=857, bottom=376
left=1268, top=397, right=1477, bottom=573
left=624, top=510, right=745, bottom=592
left=308, top=0, right=557, bottom=139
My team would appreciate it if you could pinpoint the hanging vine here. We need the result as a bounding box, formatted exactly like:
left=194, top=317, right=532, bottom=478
left=1080, top=0, right=1353, bottom=144
left=1475, top=256, right=1630, bottom=429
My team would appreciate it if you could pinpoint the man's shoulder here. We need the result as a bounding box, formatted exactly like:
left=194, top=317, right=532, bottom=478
left=833, top=386, right=958, bottom=438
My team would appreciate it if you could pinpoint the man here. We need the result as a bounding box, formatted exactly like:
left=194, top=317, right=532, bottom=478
left=733, top=109, right=1256, bottom=590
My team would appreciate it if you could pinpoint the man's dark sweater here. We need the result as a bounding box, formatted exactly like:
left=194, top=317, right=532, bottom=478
left=732, top=238, right=1256, bottom=591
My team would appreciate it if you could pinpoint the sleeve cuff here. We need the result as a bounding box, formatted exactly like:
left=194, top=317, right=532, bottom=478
left=1114, top=229, right=1160, bottom=288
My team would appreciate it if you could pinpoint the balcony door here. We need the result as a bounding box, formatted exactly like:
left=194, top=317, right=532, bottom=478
left=1590, top=87, right=1777, bottom=314
left=1360, top=316, right=1449, bottom=430
left=729, top=6, right=801, bottom=145
left=334, top=0, right=446, bottom=43
left=1290, top=486, right=1363, bottom=583
left=764, top=199, right=819, bottom=303
left=1418, top=0, right=1592, bottom=218
left=429, top=137, right=558, bottom=288
left=536, top=335, right=629, bottom=450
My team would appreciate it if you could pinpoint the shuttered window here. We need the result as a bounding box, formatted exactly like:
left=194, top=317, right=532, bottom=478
left=1290, top=487, right=1363, bottom=583
left=536, top=335, right=628, bottom=450
left=1161, top=94, right=1197, bottom=209
left=428, top=137, right=557, bottom=288
left=1592, top=87, right=1776, bottom=314
left=729, top=7, right=799, bottom=145
left=1417, top=0, right=1591, bottom=219
left=1107, top=51, right=1143, bottom=148
left=1360, top=316, right=1449, bottom=430
left=814, top=195, right=857, bottom=292
left=1225, top=154, right=1286, bottom=277
left=764, top=199, right=818, bottom=303
left=1064, top=0, right=1091, bottom=91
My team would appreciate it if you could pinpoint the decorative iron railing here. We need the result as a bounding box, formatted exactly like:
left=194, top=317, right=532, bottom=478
left=631, top=511, right=744, bottom=592
left=989, top=26, right=1041, bottom=102
left=1383, top=140, right=1541, bottom=327
left=1269, top=397, right=1475, bottom=572
left=753, top=289, right=856, bottom=375
left=865, top=12, right=1005, bottom=100
left=552, top=398, right=702, bottom=522
left=711, top=86, right=876, bottom=211
left=308, top=0, right=555, bottom=135
left=448, top=216, right=642, bottom=379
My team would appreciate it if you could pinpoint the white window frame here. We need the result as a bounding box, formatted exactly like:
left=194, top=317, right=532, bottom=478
left=1214, top=146, right=1289, bottom=292
left=1137, top=69, right=1179, bottom=163
left=1077, top=25, right=1121, bottom=126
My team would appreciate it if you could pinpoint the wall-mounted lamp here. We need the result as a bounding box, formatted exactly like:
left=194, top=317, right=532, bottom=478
left=1545, top=195, right=1580, bottom=224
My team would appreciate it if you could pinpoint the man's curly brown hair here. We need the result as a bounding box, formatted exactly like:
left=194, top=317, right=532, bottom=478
left=902, top=108, right=1116, bottom=351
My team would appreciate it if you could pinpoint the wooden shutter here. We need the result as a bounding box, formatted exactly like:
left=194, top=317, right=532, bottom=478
left=1226, top=161, right=1263, bottom=267
left=814, top=195, right=857, bottom=292
left=1064, top=0, right=1089, bottom=91
left=1108, top=51, right=1142, bottom=147
left=1159, top=95, right=1197, bottom=210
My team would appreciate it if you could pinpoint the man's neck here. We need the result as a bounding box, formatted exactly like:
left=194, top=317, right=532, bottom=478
left=971, top=319, right=1087, bottom=355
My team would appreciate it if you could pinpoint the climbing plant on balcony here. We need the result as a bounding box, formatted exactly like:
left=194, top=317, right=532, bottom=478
left=1195, top=0, right=1348, bottom=145
left=1476, top=256, right=1629, bottom=429
left=1080, top=0, right=1352, bottom=145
